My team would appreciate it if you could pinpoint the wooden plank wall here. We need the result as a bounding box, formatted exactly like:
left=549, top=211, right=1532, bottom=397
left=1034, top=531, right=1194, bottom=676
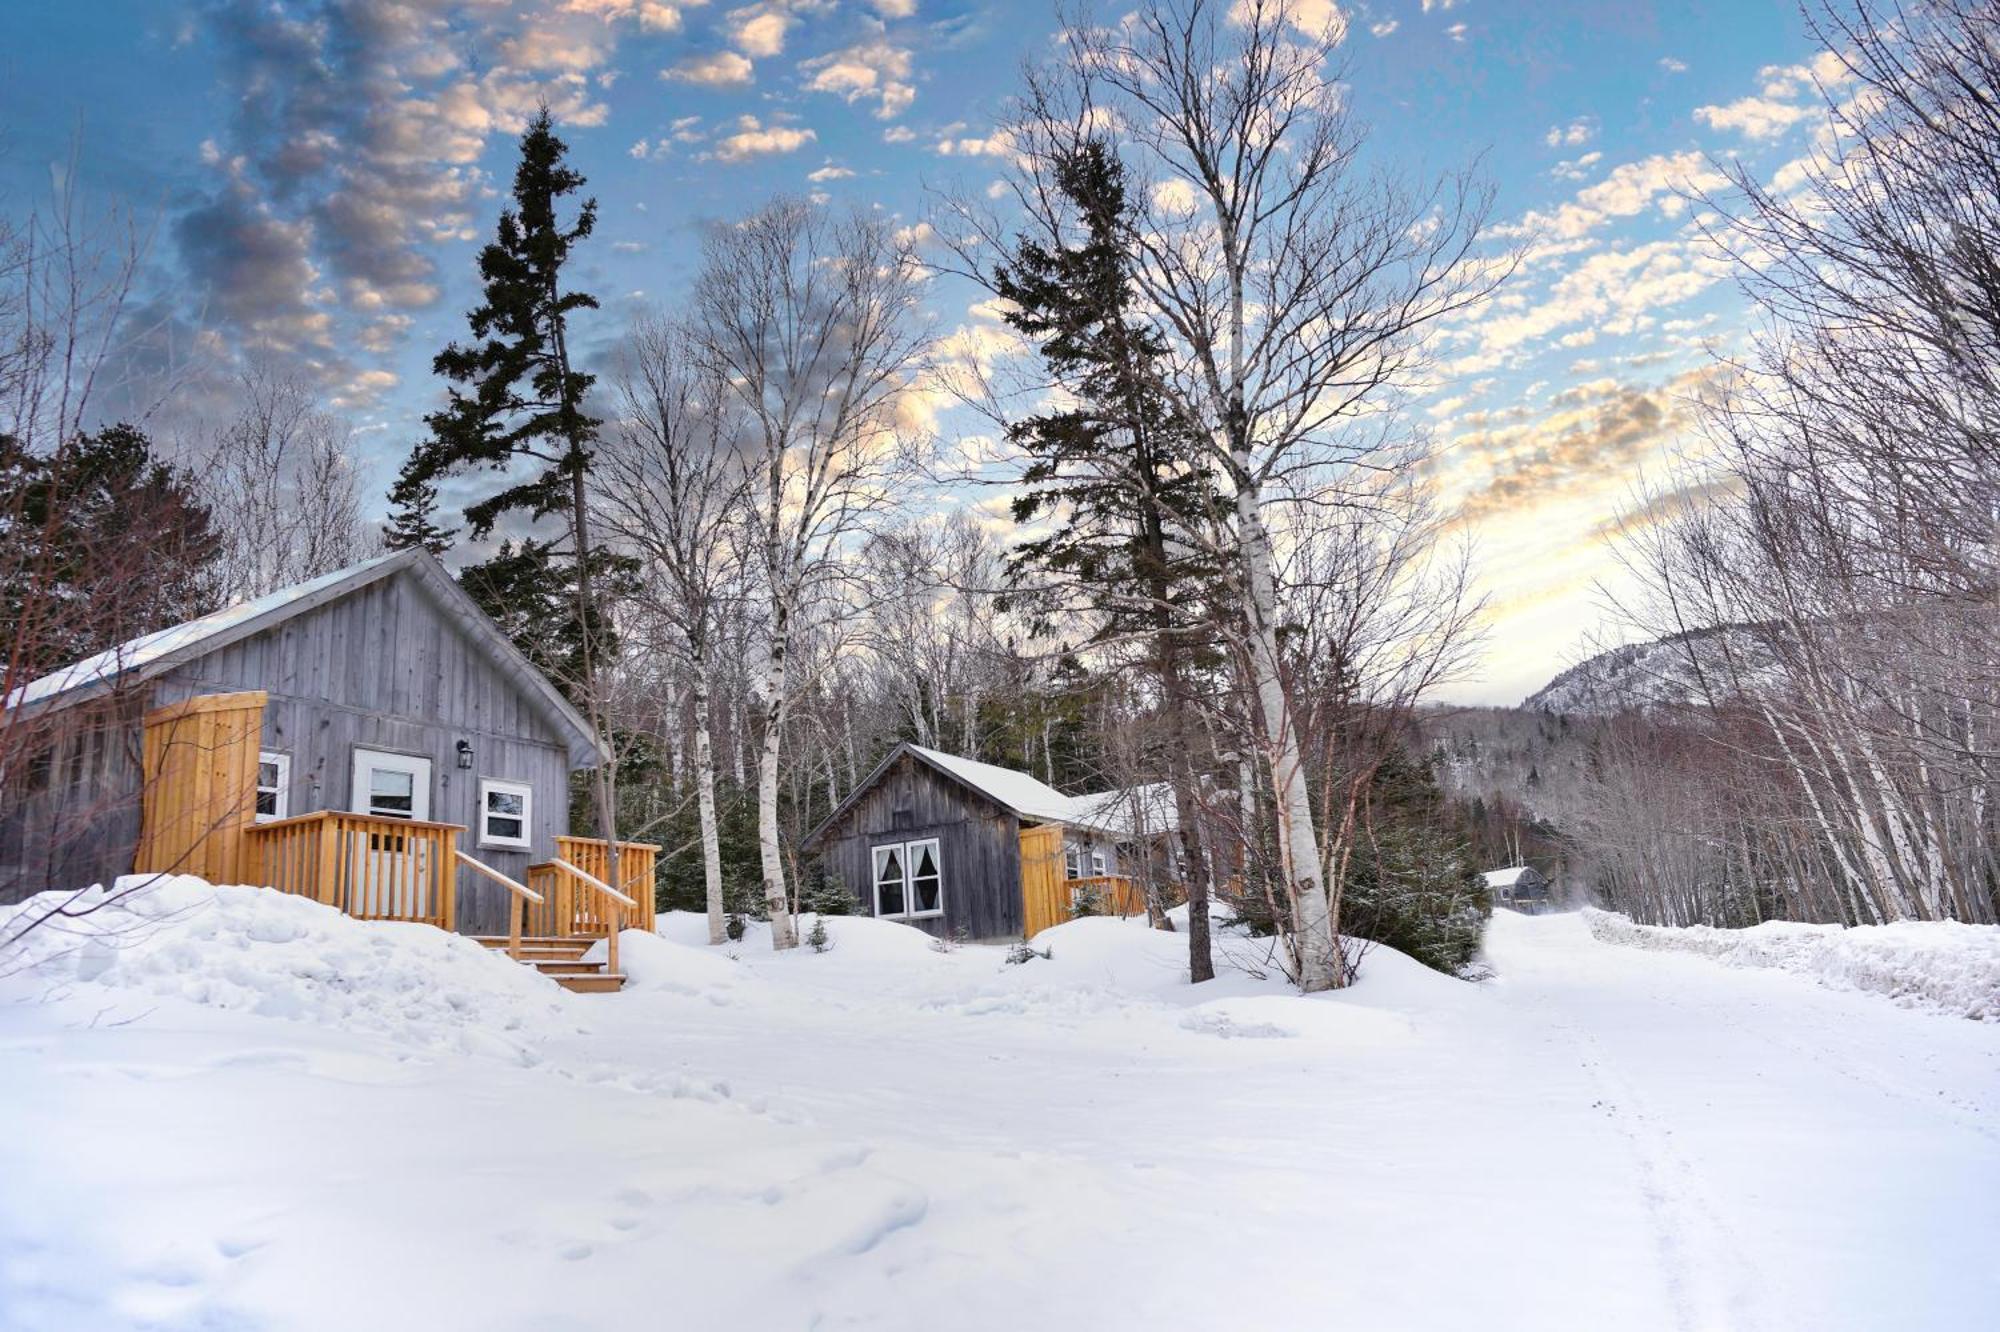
left=150, top=569, right=574, bottom=934
left=814, top=753, right=1025, bottom=940
left=134, top=691, right=267, bottom=885
left=0, top=694, right=147, bottom=901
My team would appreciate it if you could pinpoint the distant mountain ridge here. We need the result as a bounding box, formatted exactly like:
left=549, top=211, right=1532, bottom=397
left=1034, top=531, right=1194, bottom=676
left=1525, top=624, right=1778, bottom=715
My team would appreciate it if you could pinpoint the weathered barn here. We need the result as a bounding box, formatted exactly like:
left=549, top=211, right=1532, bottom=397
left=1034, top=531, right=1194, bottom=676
left=2, top=550, right=657, bottom=988
left=1484, top=864, right=1554, bottom=913
left=800, top=742, right=1176, bottom=941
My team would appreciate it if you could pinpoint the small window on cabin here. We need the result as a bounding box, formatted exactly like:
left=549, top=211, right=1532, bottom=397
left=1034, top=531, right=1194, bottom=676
left=478, top=778, right=533, bottom=850
left=1090, top=848, right=1108, bottom=878
left=1063, top=842, right=1081, bottom=881
left=906, top=839, right=943, bottom=918
left=872, top=843, right=908, bottom=917
left=255, top=752, right=291, bottom=823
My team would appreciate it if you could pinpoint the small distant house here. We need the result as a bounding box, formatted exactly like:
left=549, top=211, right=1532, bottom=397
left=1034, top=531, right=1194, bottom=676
left=1484, top=864, right=1553, bottom=913
left=800, top=742, right=1177, bottom=940
left=1, top=550, right=657, bottom=990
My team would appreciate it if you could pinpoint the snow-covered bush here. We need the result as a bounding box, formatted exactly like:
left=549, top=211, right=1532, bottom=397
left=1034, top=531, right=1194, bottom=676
left=1584, top=908, right=2000, bottom=1020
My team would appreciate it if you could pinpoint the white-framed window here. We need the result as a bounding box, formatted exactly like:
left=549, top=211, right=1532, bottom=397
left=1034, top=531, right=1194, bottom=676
left=478, top=777, right=533, bottom=850
left=255, top=751, right=291, bottom=823
left=351, top=749, right=432, bottom=822
left=1063, top=841, right=1081, bottom=881
left=1090, top=847, right=1108, bottom=878
left=872, top=837, right=943, bottom=920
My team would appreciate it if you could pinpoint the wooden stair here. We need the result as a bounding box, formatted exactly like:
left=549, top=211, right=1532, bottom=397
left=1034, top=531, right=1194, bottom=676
left=472, top=935, right=626, bottom=994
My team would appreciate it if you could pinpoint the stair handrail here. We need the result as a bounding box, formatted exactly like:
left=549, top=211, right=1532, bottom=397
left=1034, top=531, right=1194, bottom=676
left=455, top=850, right=544, bottom=962
left=550, top=856, right=635, bottom=979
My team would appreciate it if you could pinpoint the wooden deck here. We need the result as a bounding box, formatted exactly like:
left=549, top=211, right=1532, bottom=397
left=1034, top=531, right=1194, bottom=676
left=245, top=810, right=459, bottom=929
left=244, top=813, right=657, bottom=944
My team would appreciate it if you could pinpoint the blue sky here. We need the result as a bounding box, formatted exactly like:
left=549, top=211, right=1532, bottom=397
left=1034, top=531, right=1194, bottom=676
left=0, top=1, right=1837, bottom=703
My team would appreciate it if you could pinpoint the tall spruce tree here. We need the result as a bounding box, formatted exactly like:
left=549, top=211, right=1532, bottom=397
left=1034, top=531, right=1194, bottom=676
left=382, top=457, right=456, bottom=557
left=397, top=107, right=625, bottom=889
left=993, top=138, right=1228, bottom=982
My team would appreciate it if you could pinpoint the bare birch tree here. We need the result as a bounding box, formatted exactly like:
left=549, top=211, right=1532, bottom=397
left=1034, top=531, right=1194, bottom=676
left=598, top=314, right=750, bottom=944
left=204, top=361, right=375, bottom=599
left=691, top=199, right=929, bottom=950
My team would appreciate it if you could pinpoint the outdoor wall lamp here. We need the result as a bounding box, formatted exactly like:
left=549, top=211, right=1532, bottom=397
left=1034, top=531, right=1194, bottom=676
left=455, top=739, right=474, bottom=770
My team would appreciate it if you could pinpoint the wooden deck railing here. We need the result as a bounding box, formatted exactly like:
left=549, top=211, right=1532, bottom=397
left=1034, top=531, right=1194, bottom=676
left=1067, top=875, right=1146, bottom=919
left=454, top=850, right=543, bottom=961
left=245, top=810, right=459, bottom=931
left=243, top=819, right=656, bottom=954
left=525, top=837, right=658, bottom=937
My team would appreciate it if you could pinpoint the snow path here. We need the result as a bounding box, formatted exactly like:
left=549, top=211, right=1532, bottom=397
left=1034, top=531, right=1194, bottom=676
left=1, top=903, right=1994, bottom=1331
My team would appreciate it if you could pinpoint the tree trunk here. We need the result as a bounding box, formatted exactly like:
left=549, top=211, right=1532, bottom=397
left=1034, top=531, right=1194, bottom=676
left=758, top=602, right=798, bottom=950
left=1235, top=489, right=1339, bottom=991
left=692, top=643, right=726, bottom=945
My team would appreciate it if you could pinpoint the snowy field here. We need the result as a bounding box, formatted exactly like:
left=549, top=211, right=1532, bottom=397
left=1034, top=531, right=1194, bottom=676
left=2, top=881, right=1997, bottom=1331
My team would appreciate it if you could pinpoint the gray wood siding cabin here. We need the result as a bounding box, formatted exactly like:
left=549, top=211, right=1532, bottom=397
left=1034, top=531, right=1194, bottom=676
left=801, top=742, right=1166, bottom=942
left=1, top=550, right=603, bottom=933
left=806, top=748, right=1025, bottom=941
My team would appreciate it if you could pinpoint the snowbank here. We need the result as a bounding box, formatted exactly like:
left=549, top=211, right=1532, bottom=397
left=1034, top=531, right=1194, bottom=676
left=1, top=876, right=586, bottom=1058
left=1583, top=908, right=2000, bottom=1020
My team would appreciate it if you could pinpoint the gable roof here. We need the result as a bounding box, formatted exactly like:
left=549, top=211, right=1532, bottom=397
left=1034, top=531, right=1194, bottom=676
left=7, top=548, right=606, bottom=767
left=800, top=741, right=1176, bottom=851
left=1483, top=865, right=1547, bottom=889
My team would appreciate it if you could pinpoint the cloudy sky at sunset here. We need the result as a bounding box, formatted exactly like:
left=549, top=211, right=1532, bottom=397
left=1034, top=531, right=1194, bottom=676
left=0, top=1, right=1842, bottom=704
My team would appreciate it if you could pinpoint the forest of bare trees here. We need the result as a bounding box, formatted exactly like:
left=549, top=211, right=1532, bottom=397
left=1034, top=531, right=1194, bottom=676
left=1551, top=0, right=1999, bottom=928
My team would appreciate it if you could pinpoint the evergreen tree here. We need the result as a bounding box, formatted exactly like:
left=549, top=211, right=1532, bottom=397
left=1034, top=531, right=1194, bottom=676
left=382, top=458, right=456, bottom=556
left=397, top=106, right=625, bottom=876
left=993, top=137, right=1228, bottom=981
left=1, top=424, right=219, bottom=676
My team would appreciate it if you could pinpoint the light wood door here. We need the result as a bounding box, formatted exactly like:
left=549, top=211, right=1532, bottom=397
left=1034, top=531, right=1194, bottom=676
left=1018, top=822, right=1068, bottom=938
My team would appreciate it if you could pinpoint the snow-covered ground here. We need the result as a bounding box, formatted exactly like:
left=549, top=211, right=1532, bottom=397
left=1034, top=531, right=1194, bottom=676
left=2, top=880, right=1996, bottom=1331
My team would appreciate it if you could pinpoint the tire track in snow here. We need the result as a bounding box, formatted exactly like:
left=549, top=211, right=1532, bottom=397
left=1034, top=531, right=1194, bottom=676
left=1548, top=1015, right=1769, bottom=1332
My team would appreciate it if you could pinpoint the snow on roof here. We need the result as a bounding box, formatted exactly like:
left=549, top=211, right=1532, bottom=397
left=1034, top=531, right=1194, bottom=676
left=1483, top=866, right=1544, bottom=888
left=8, top=552, right=408, bottom=712
left=906, top=745, right=1177, bottom=837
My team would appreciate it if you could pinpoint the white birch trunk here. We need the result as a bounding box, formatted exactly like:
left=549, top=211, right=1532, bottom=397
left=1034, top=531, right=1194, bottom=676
left=1235, top=490, right=1339, bottom=991
left=692, top=655, right=726, bottom=946
left=757, top=604, right=798, bottom=950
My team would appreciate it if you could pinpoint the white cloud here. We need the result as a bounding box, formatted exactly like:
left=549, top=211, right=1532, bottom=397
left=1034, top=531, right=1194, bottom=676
left=710, top=113, right=816, bottom=161
left=801, top=37, right=916, bottom=119
left=663, top=51, right=755, bottom=86
left=562, top=0, right=689, bottom=30
left=933, top=127, right=1016, bottom=159
left=883, top=125, right=916, bottom=144
left=808, top=162, right=855, bottom=182
left=1551, top=150, right=1603, bottom=182
left=1659, top=56, right=1687, bottom=74
left=1500, top=151, right=1728, bottom=242
left=729, top=5, right=791, bottom=58
left=1544, top=118, right=1596, bottom=149
left=1370, top=19, right=1398, bottom=37
left=1446, top=22, right=1467, bottom=42
left=1694, top=95, right=1811, bottom=140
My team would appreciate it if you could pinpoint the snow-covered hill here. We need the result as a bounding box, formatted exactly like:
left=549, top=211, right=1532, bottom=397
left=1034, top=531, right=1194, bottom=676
left=1525, top=624, right=1779, bottom=714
